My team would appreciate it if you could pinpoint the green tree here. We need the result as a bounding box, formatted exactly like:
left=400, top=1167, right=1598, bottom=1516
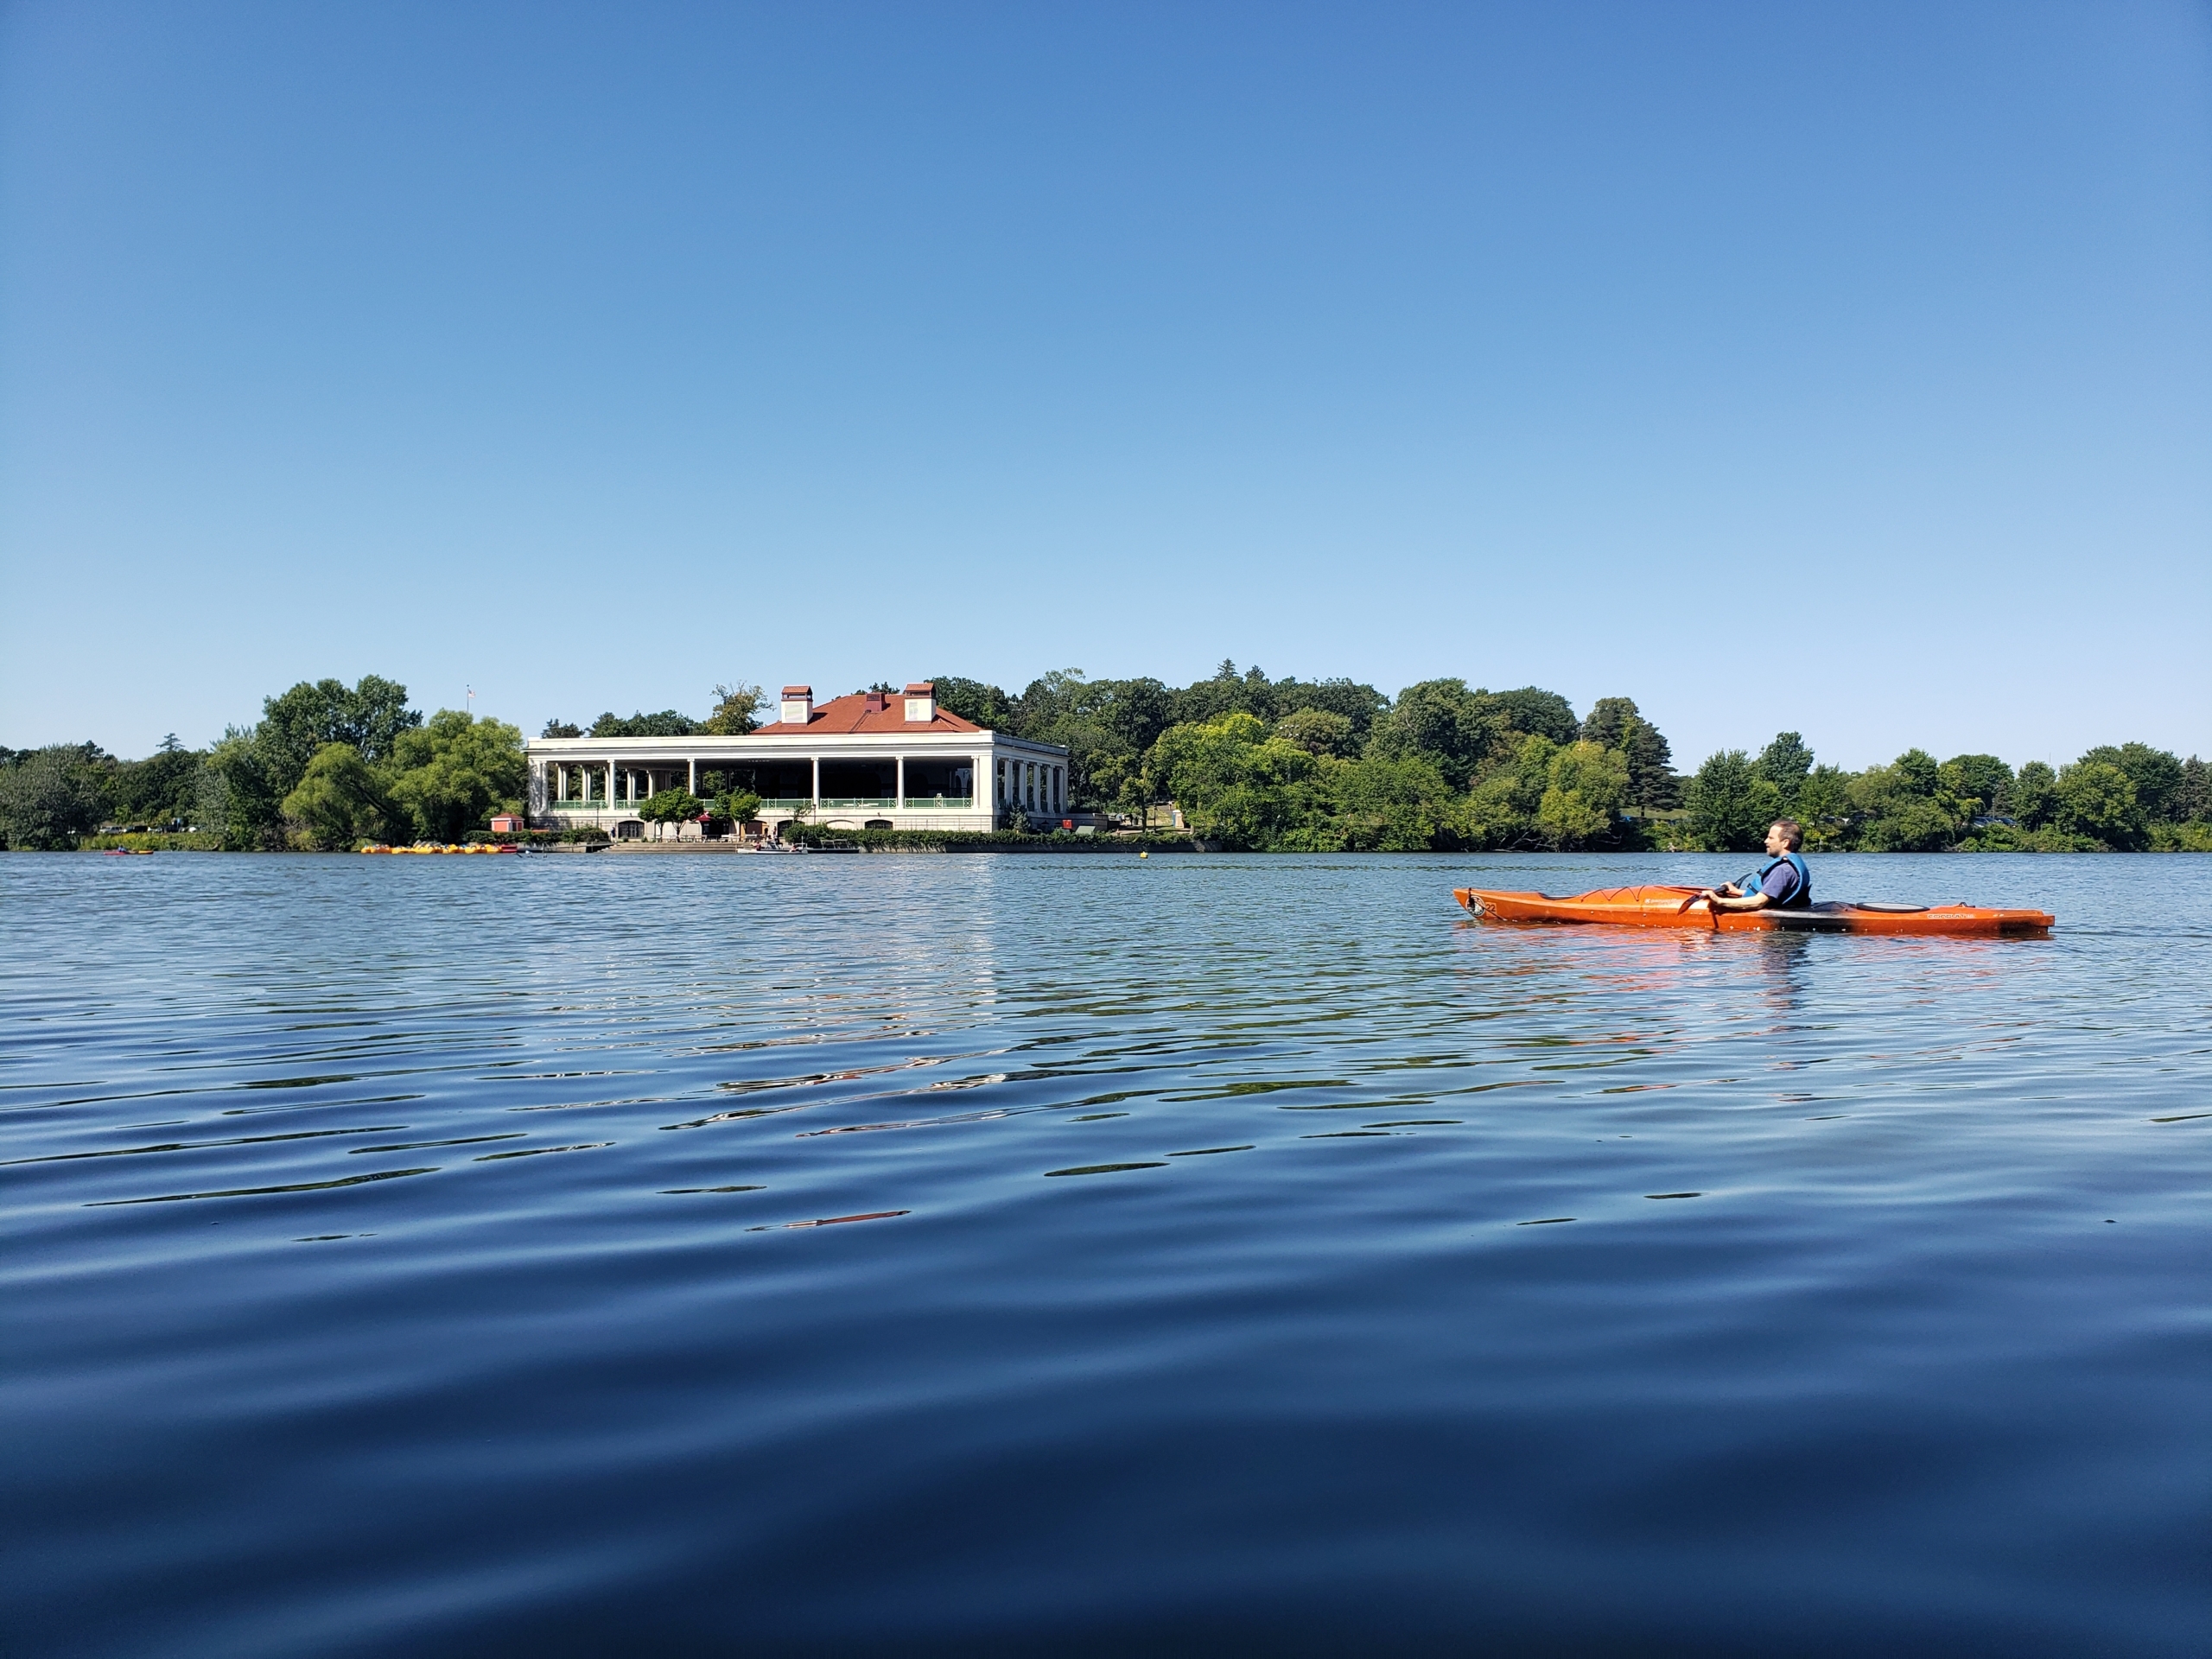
left=1573, top=696, right=1677, bottom=810
left=1620, top=716, right=1680, bottom=810
left=2177, top=757, right=2209, bottom=824
left=1012, top=670, right=1150, bottom=808
left=2012, top=761, right=2058, bottom=830
left=588, top=709, right=701, bottom=738
left=107, top=741, right=206, bottom=826
left=1370, top=679, right=1501, bottom=789
left=1537, top=741, right=1630, bottom=850
left=203, top=730, right=283, bottom=849
left=936, top=667, right=1381, bottom=810
left=1754, top=733, right=1815, bottom=810
left=1854, top=798, right=1965, bottom=853
left=1848, top=750, right=1968, bottom=851
left=387, top=712, right=527, bottom=841
left=280, top=743, right=404, bottom=849
left=1578, top=696, right=1640, bottom=751
left=702, top=683, right=762, bottom=735
left=1167, top=661, right=1280, bottom=727
left=541, top=719, right=582, bottom=738
left=1272, top=677, right=1389, bottom=742
left=1465, top=734, right=1559, bottom=849
left=639, top=787, right=705, bottom=840
left=928, top=676, right=1021, bottom=732
left=1938, top=754, right=2014, bottom=817
left=257, top=676, right=420, bottom=797
left=2052, top=761, right=2144, bottom=849
left=1684, top=750, right=1783, bottom=852
left=1274, top=708, right=1358, bottom=758
left=1144, top=712, right=1324, bottom=849
left=2076, top=743, right=2183, bottom=824
left=1793, top=765, right=1853, bottom=849
left=715, top=790, right=762, bottom=835
left=1085, top=677, right=1179, bottom=755
left=1318, top=753, right=1465, bottom=851
left=0, top=745, right=106, bottom=849
left=1490, top=687, right=1580, bottom=746
left=1894, top=748, right=1941, bottom=796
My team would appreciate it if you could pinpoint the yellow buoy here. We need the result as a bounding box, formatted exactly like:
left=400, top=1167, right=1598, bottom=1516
left=1138, top=851, right=1147, bottom=859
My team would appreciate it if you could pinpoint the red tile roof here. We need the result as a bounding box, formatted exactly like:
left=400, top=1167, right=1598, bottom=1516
left=754, top=690, right=984, bottom=735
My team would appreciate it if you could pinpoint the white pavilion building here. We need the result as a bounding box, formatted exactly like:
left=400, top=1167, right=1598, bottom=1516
left=525, top=683, right=1071, bottom=839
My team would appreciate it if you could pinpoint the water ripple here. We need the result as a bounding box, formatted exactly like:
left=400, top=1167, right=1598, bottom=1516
left=2, top=850, right=2208, bottom=1655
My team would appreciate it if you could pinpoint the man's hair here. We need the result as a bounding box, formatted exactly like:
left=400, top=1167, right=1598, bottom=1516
left=1771, top=818, right=1803, bottom=850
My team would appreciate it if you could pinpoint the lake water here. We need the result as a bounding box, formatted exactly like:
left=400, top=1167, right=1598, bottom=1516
left=3, top=851, right=2208, bottom=1655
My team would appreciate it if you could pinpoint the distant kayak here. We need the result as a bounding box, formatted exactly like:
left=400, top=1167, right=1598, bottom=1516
left=1454, top=884, right=2054, bottom=937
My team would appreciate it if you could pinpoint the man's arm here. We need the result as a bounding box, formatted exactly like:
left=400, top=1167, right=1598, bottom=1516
left=1705, top=860, right=1798, bottom=912
left=1704, top=887, right=1771, bottom=912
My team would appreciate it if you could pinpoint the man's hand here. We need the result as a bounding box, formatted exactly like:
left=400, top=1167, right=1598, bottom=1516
left=1706, top=886, right=1772, bottom=913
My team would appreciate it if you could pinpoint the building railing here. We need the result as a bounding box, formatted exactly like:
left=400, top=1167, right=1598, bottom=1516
left=550, top=795, right=979, bottom=812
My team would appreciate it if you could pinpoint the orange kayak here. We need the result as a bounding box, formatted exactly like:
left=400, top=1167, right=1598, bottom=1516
left=1454, top=884, right=2054, bottom=937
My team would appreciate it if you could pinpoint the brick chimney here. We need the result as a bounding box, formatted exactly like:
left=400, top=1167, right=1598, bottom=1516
left=903, top=682, right=937, bottom=723
left=864, top=689, right=888, bottom=714
left=779, top=686, right=813, bottom=724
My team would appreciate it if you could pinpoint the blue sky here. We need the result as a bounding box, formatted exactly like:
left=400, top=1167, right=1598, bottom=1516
left=3, top=0, right=2207, bottom=770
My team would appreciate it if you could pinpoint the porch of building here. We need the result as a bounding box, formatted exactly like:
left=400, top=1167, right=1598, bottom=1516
left=536, top=752, right=992, bottom=836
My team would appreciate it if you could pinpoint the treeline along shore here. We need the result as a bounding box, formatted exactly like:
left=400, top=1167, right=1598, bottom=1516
left=4, top=663, right=2208, bottom=854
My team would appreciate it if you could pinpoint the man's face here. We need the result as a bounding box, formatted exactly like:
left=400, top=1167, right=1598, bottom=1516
left=1765, top=823, right=1790, bottom=855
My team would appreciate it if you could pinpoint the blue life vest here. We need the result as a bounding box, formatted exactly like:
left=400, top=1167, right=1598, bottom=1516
left=1752, top=851, right=1811, bottom=908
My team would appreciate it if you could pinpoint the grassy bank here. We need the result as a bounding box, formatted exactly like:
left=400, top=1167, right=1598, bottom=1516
left=80, top=831, right=223, bottom=851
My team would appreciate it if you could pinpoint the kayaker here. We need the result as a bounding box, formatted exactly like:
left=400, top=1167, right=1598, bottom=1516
left=1700, top=820, right=1811, bottom=912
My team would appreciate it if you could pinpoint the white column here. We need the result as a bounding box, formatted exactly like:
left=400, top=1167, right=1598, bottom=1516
left=688, top=758, right=696, bottom=796
left=810, top=756, right=820, bottom=804
left=607, top=762, right=616, bottom=810
left=896, top=755, right=906, bottom=810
